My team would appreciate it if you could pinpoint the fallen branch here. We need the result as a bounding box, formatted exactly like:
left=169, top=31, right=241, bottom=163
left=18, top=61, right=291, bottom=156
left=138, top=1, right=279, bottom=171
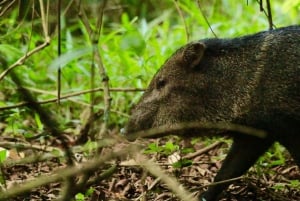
left=126, top=121, right=267, bottom=140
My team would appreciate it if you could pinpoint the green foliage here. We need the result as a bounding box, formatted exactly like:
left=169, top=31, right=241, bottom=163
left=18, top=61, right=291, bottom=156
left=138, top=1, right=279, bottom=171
left=0, top=149, right=8, bottom=163
left=144, top=140, right=193, bottom=168
left=253, top=143, right=289, bottom=180
left=172, top=158, right=193, bottom=168
left=34, top=112, right=43, bottom=131
left=74, top=193, right=85, bottom=201
left=82, top=140, right=99, bottom=156
left=0, top=149, right=8, bottom=184
left=0, top=44, right=23, bottom=62
left=289, top=180, right=300, bottom=189
left=74, top=187, right=94, bottom=201
left=144, top=141, right=179, bottom=155
left=257, top=143, right=286, bottom=168
left=272, top=180, right=300, bottom=191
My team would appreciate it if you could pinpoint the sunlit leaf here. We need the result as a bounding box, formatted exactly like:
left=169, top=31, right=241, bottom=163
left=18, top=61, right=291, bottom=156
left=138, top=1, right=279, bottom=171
left=48, top=47, right=93, bottom=71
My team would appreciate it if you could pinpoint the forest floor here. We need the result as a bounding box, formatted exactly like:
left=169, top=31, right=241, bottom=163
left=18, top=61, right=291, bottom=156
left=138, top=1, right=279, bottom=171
left=2, top=135, right=300, bottom=201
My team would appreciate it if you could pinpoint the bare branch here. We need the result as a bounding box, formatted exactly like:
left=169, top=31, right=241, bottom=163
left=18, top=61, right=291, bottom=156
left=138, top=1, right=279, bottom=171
left=126, top=121, right=267, bottom=141
left=0, top=87, right=143, bottom=111
left=0, top=40, right=50, bottom=82
left=75, top=0, right=111, bottom=139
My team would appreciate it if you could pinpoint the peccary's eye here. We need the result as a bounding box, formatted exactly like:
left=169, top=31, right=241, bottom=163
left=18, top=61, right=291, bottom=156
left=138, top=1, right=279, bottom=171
left=156, top=78, right=166, bottom=90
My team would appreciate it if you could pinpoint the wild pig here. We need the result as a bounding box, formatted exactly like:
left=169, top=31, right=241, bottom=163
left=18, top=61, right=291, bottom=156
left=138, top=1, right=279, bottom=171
left=125, top=25, right=300, bottom=200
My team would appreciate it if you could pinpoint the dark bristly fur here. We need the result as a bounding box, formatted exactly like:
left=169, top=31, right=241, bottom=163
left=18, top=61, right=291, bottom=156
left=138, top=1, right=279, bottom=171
left=125, top=26, right=300, bottom=201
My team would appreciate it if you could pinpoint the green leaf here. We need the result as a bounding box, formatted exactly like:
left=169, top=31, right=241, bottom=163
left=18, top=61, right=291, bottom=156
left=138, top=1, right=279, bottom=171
left=85, top=187, right=94, bottom=196
left=83, top=140, right=98, bottom=154
left=0, top=149, right=8, bottom=163
left=181, top=147, right=195, bottom=154
left=75, top=193, right=85, bottom=201
left=48, top=47, right=92, bottom=71
left=0, top=44, right=23, bottom=62
left=289, top=180, right=300, bottom=188
left=144, top=143, right=162, bottom=154
left=23, top=132, right=34, bottom=139
left=172, top=158, right=193, bottom=168
left=34, top=113, right=43, bottom=130
left=120, top=30, right=146, bottom=55
left=164, top=141, right=179, bottom=154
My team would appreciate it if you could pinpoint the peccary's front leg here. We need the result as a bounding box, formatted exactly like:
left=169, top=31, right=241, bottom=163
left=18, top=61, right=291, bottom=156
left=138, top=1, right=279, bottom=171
left=200, top=136, right=274, bottom=201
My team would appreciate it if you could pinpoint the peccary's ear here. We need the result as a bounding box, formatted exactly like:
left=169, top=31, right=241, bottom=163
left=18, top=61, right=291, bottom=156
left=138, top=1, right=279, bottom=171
left=181, top=42, right=206, bottom=69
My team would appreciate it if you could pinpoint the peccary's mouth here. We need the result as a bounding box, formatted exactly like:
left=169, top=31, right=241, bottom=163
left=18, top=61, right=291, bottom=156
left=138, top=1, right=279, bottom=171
left=122, top=119, right=154, bottom=141
left=123, top=107, right=158, bottom=141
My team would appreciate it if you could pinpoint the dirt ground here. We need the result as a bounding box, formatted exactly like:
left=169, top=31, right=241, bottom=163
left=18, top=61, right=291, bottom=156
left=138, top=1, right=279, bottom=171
left=3, top=136, right=300, bottom=201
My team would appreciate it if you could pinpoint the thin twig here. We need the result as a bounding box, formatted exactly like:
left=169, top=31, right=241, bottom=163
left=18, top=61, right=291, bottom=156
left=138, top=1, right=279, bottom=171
left=26, top=86, right=144, bottom=95
left=0, top=141, right=61, bottom=153
left=265, top=0, right=273, bottom=30
left=0, top=0, right=16, bottom=16
left=173, top=0, right=189, bottom=42
left=198, top=176, right=243, bottom=190
left=183, top=141, right=224, bottom=159
left=0, top=0, right=11, bottom=6
left=38, top=0, right=49, bottom=38
left=3, top=138, right=116, bottom=167
left=75, top=0, right=111, bottom=139
left=57, top=0, right=62, bottom=104
left=197, top=0, right=217, bottom=38
left=94, top=1, right=110, bottom=138
left=0, top=87, right=144, bottom=110
left=255, top=0, right=275, bottom=29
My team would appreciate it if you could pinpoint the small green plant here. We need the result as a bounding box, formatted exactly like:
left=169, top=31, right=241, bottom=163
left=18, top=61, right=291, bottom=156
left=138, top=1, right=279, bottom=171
left=272, top=180, right=300, bottom=191
left=0, top=149, right=8, bottom=164
left=289, top=180, right=300, bottom=189
left=172, top=158, right=193, bottom=168
left=257, top=143, right=286, bottom=168
left=74, top=187, right=94, bottom=201
left=144, top=141, right=179, bottom=155
left=74, top=193, right=85, bottom=201
left=0, top=148, right=8, bottom=184
left=144, top=141, right=193, bottom=168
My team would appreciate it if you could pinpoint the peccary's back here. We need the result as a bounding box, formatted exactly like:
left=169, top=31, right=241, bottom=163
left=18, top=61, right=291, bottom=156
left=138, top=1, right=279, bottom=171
left=199, top=26, right=300, bottom=133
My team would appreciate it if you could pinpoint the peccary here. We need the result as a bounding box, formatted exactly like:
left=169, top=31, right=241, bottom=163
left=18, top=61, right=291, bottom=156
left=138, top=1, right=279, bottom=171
left=125, top=25, right=300, bottom=201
